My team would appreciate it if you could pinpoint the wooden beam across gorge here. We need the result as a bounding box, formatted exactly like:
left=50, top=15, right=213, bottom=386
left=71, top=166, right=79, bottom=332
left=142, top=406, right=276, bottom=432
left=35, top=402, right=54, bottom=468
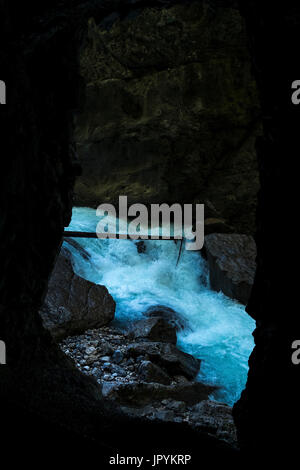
left=63, top=231, right=183, bottom=241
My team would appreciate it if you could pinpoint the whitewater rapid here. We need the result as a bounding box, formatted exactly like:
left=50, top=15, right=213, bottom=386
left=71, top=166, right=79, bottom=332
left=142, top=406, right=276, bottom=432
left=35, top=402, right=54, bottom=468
left=64, top=207, right=255, bottom=406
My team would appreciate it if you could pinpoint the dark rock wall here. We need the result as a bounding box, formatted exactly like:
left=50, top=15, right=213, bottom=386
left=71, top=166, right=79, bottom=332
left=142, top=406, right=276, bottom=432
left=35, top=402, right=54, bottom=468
left=0, top=0, right=108, bottom=454
left=75, top=1, right=260, bottom=234
left=204, top=233, right=256, bottom=304
left=0, top=1, right=81, bottom=365
left=233, top=1, right=300, bottom=456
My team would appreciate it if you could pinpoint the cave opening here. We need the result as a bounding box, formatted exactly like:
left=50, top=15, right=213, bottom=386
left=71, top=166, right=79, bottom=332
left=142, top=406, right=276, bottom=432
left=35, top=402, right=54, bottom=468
left=4, top=0, right=297, bottom=461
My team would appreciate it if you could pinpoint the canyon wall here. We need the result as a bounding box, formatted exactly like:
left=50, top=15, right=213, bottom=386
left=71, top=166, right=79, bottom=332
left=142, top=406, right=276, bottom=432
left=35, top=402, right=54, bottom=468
left=75, top=1, right=260, bottom=234
left=233, top=1, right=300, bottom=456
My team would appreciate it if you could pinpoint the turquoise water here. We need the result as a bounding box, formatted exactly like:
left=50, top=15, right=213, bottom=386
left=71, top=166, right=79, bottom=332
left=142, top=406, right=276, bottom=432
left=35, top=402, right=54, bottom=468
left=65, top=207, right=255, bottom=405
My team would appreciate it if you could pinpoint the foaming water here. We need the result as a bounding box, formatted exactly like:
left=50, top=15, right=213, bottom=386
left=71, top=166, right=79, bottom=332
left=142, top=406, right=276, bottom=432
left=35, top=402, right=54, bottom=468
left=65, top=207, right=255, bottom=405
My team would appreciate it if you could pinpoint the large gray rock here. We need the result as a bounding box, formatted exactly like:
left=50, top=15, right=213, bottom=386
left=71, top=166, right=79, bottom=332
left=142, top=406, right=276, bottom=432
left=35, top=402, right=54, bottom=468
left=137, top=360, right=172, bottom=386
left=40, top=247, right=115, bottom=340
left=127, top=317, right=177, bottom=344
left=126, top=341, right=200, bottom=379
left=204, top=233, right=256, bottom=304
left=101, top=381, right=215, bottom=406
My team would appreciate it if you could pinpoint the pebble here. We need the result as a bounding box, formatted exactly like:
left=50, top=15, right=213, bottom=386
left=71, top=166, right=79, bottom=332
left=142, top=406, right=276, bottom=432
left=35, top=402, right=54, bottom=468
left=85, top=346, right=96, bottom=355
left=112, top=349, right=123, bottom=364
left=100, top=356, right=111, bottom=362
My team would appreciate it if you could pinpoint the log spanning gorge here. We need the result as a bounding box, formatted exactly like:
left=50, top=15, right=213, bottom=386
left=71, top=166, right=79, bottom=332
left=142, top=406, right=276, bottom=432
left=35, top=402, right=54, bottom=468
left=64, top=207, right=255, bottom=406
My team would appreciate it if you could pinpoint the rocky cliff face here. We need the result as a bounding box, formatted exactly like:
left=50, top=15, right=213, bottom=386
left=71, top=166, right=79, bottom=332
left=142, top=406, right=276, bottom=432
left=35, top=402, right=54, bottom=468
left=75, top=1, right=260, bottom=234
left=204, top=233, right=256, bottom=304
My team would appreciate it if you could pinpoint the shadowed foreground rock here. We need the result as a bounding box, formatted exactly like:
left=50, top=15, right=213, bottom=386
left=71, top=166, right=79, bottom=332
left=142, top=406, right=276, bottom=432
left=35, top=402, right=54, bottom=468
left=204, top=234, right=256, bottom=304
left=40, top=246, right=115, bottom=340
left=101, top=381, right=214, bottom=406
left=137, top=360, right=172, bottom=385
left=127, top=341, right=200, bottom=379
left=60, top=324, right=238, bottom=444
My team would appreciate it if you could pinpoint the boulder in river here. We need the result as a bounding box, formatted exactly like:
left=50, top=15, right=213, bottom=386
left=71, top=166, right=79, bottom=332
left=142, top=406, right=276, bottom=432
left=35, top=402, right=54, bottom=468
left=40, top=247, right=116, bottom=340
left=144, top=305, right=187, bottom=331
left=127, top=317, right=177, bottom=345
left=204, top=233, right=256, bottom=304
left=135, top=241, right=146, bottom=254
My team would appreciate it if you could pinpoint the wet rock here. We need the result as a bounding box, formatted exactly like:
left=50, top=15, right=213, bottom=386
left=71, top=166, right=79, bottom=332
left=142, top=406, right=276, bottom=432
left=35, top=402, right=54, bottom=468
left=127, top=317, right=177, bottom=344
left=39, top=247, right=116, bottom=340
left=204, top=233, right=256, bottom=304
left=63, top=238, right=91, bottom=260
left=144, top=305, right=186, bottom=331
left=137, top=360, right=171, bottom=386
left=126, top=342, right=200, bottom=379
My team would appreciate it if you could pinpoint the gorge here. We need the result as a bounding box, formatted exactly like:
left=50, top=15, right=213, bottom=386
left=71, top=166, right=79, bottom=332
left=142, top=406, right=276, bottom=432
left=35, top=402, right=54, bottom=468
left=64, top=207, right=255, bottom=406
left=1, top=0, right=299, bottom=463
